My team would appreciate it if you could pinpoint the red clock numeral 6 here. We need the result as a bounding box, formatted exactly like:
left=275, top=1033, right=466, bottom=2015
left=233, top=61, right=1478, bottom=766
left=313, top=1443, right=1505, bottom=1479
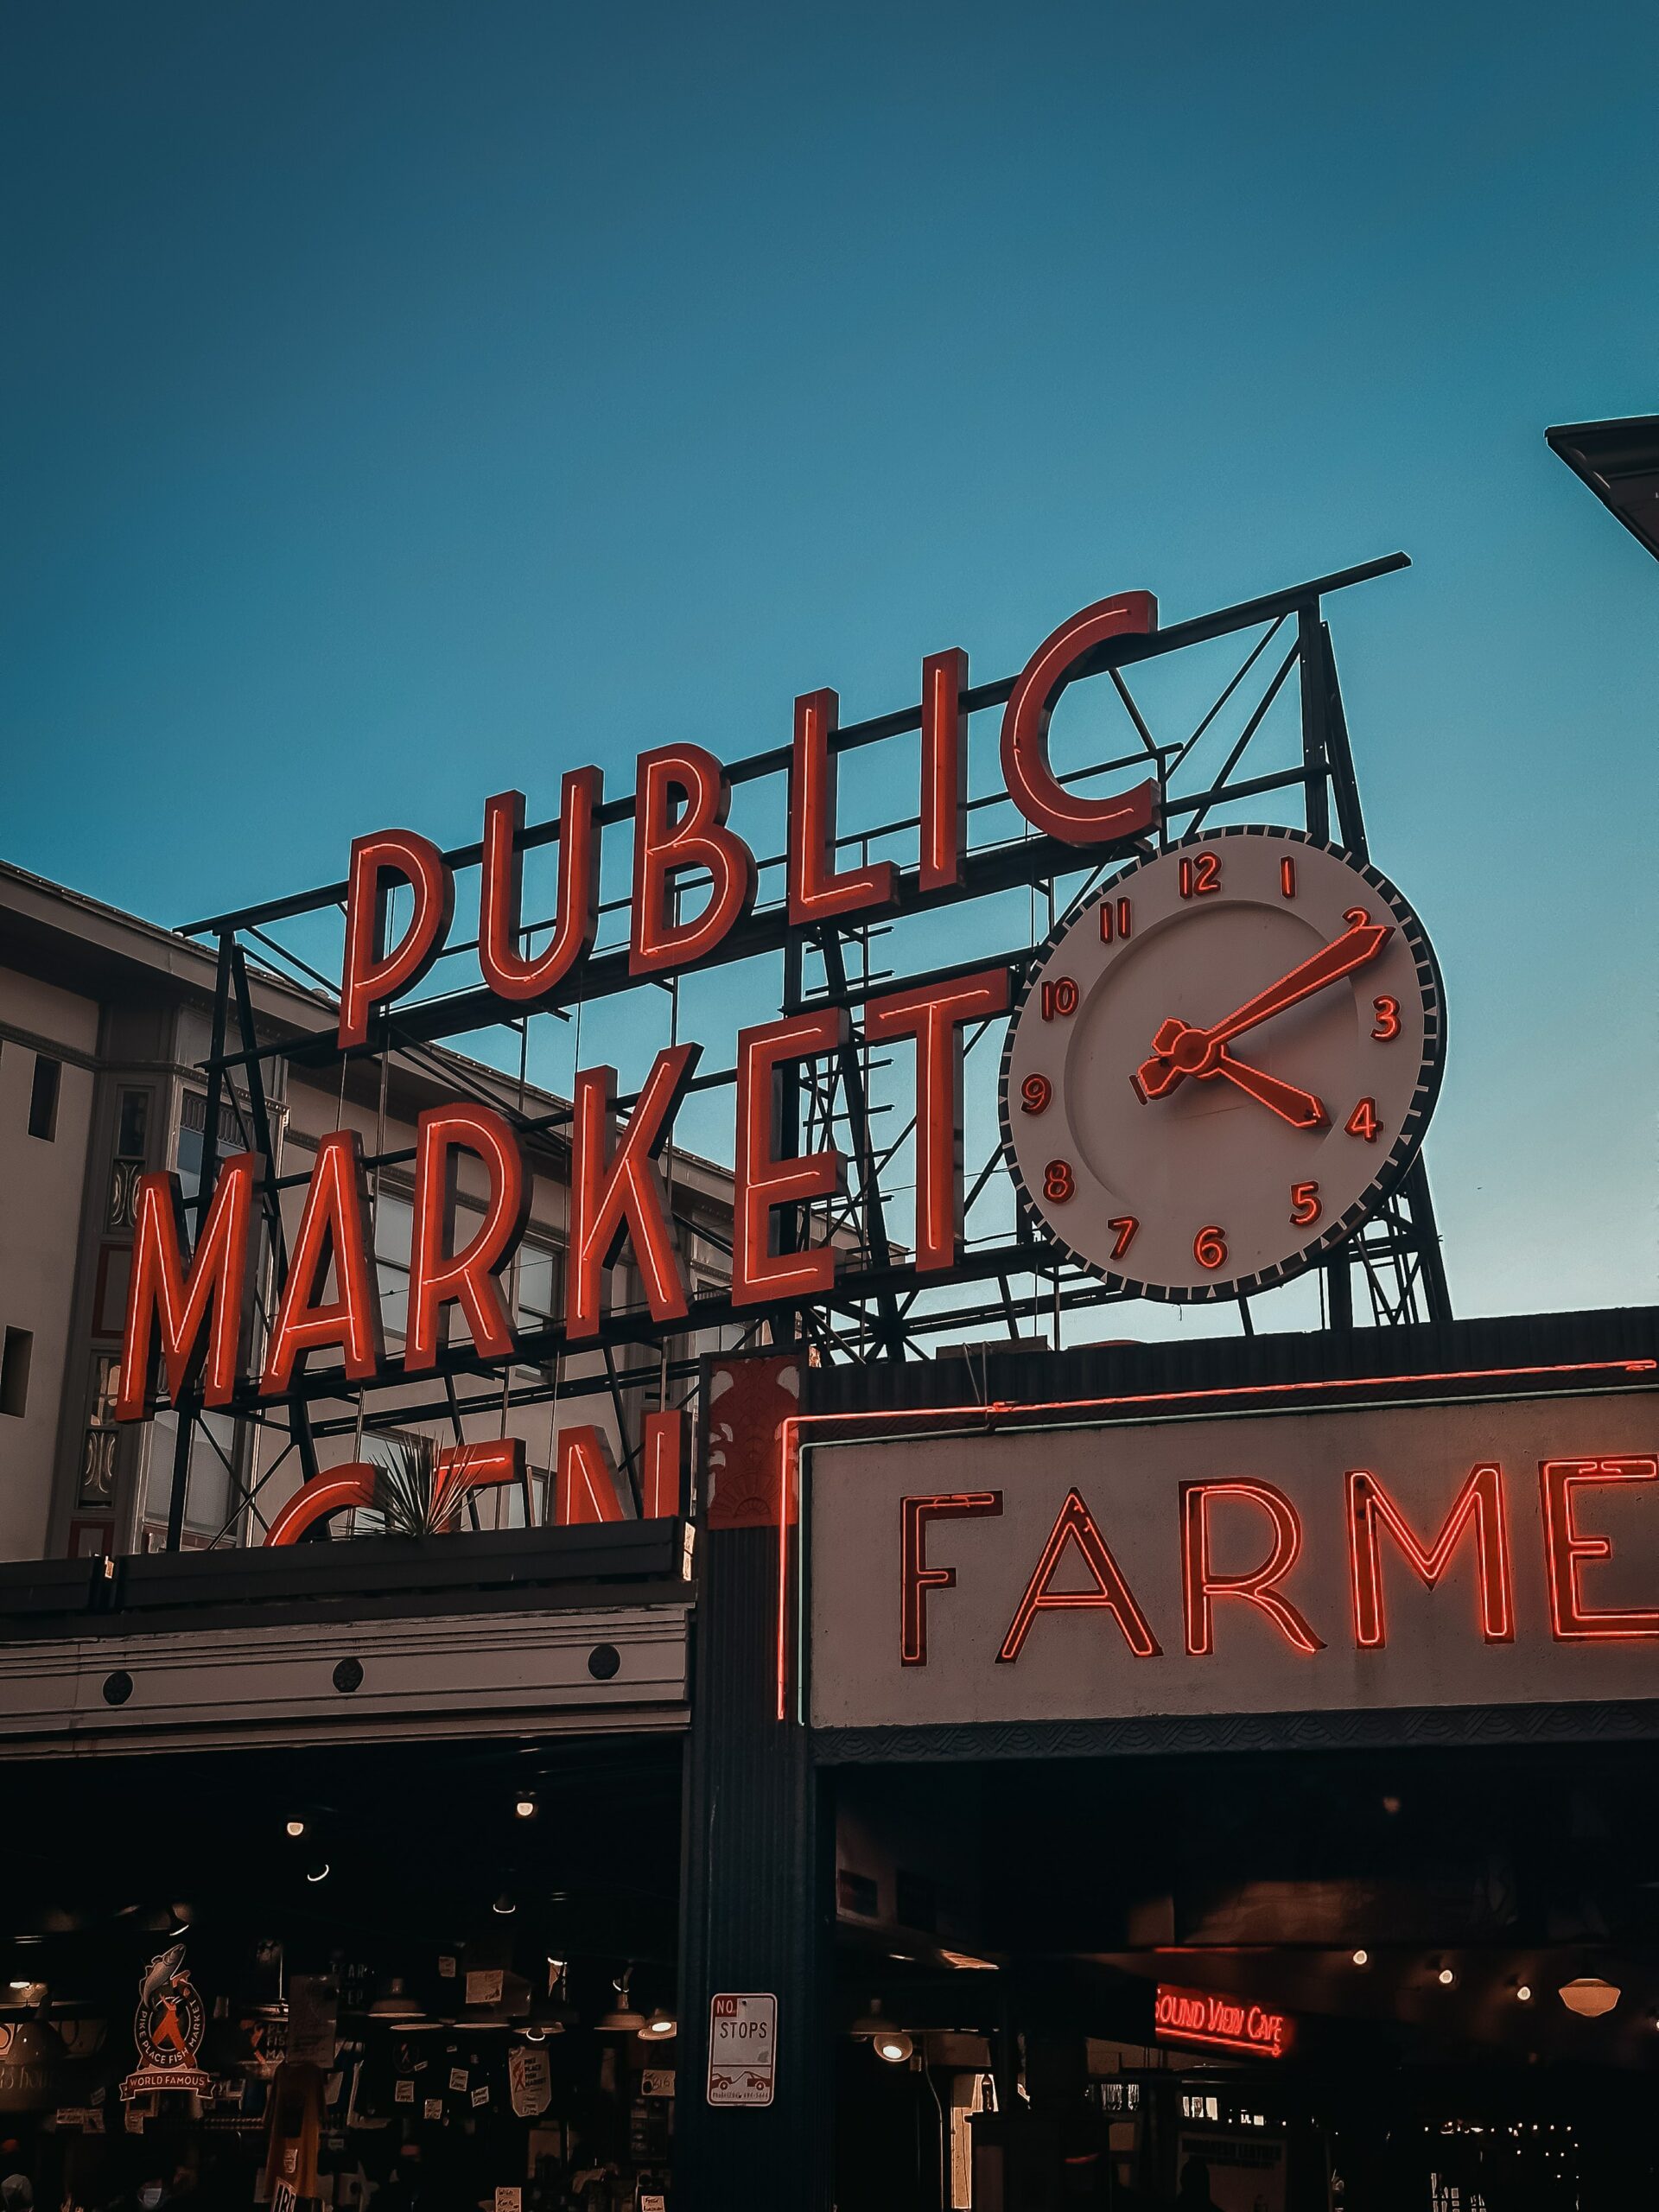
left=1194, top=1224, right=1228, bottom=1270
left=1290, top=1180, right=1321, bottom=1226
left=1040, top=977, right=1079, bottom=1020
left=1020, top=1072, right=1052, bottom=1116
left=1108, top=1217, right=1139, bottom=1261
left=1345, top=1097, right=1380, bottom=1142
left=1043, top=1160, right=1075, bottom=1204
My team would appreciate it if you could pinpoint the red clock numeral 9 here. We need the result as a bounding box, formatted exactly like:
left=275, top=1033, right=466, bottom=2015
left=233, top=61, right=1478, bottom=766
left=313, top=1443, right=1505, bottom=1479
left=1108, top=1217, right=1139, bottom=1261
left=1040, top=977, right=1079, bottom=1020
left=1345, top=1098, right=1380, bottom=1142
left=1043, top=1160, right=1075, bottom=1204
left=1194, top=1224, right=1228, bottom=1270
left=1290, top=1180, right=1321, bottom=1227
left=1371, top=995, right=1400, bottom=1041
left=1020, top=1073, right=1052, bottom=1116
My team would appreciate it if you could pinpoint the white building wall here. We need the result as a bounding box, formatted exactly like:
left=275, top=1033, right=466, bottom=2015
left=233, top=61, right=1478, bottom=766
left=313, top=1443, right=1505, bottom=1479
left=0, top=970, right=99, bottom=1561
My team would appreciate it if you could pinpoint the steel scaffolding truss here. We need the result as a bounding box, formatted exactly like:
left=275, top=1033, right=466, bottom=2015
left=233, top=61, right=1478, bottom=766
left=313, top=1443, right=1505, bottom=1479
left=163, top=553, right=1451, bottom=1548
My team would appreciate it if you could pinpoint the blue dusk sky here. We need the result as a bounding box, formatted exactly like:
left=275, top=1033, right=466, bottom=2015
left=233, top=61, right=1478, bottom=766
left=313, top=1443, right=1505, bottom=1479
left=3, top=0, right=1655, bottom=1332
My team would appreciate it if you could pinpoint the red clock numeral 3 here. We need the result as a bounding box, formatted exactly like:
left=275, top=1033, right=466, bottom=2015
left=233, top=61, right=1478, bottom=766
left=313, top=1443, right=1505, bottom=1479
left=1108, top=1217, right=1139, bottom=1261
left=1290, top=1180, right=1321, bottom=1226
left=1194, top=1224, right=1227, bottom=1270
left=1041, top=977, right=1079, bottom=1020
left=1020, top=1073, right=1052, bottom=1116
left=1371, top=995, right=1400, bottom=1040
left=1043, top=1160, right=1075, bottom=1203
left=1345, top=1098, right=1380, bottom=1142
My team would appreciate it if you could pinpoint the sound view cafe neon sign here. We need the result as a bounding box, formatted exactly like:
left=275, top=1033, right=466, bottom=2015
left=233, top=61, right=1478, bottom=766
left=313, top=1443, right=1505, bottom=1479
left=112, top=594, right=1159, bottom=1466
left=1155, top=1984, right=1294, bottom=2060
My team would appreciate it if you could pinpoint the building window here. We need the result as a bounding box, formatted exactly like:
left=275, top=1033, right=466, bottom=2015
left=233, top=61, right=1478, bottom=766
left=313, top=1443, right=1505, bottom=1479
left=108, top=1088, right=152, bottom=1228
left=145, top=1409, right=237, bottom=1541
left=375, top=1192, right=414, bottom=1341
left=513, top=1240, right=563, bottom=1378
left=80, top=1353, right=123, bottom=1506
left=176, top=1090, right=245, bottom=1204
left=1, top=1329, right=33, bottom=1418
left=28, top=1055, right=60, bottom=1141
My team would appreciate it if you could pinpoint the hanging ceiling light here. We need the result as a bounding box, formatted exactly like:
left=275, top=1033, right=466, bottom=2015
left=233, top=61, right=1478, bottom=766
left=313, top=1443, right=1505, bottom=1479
left=493, top=1893, right=517, bottom=1917
left=1516, top=1985, right=1534, bottom=2004
left=366, top=1976, right=423, bottom=2021
left=596, top=1970, right=645, bottom=2034
left=1437, top=1967, right=1456, bottom=1987
left=1351, top=1950, right=1370, bottom=1967
left=285, top=1819, right=308, bottom=1840
left=1558, top=1977, right=1620, bottom=2018
left=850, top=1997, right=912, bottom=2062
left=513, top=1792, right=537, bottom=1821
left=639, top=2006, right=677, bottom=2040
left=305, top=1861, right=330, bottom=1885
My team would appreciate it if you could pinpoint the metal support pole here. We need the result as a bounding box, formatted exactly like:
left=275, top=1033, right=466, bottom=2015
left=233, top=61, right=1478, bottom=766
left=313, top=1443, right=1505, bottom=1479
left=1298, top=607, right=1352, bottom=1332
left=165, top=931, right=234, bottom=1551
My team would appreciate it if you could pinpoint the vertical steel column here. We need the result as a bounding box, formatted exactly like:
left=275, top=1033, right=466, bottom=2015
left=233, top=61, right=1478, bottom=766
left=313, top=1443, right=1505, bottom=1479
left=1297, top=606, right=1353, bottom=1332
left=676, top=1525, right=832, bottom=2209
left=230, top=948, right=321, bottom=1484
left=1319, top=624, right=1452, bottom=1325
left=772, top=934, right=805, bottom=1348
left=164, top=931, right=234, bottom=1550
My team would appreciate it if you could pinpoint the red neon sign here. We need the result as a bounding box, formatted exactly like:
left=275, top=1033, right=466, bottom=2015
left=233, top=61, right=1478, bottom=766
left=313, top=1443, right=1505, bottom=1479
left=1180, top=1479, right=1323, bottom=1656
left=1154, top=1984, right=1294, bottom=2059
left=1540, top=1456, right=1659, bottom=1640
left=1347, top=1461, right=1513, bottom=1647
left=117, top=1154, right=257, bottom=1420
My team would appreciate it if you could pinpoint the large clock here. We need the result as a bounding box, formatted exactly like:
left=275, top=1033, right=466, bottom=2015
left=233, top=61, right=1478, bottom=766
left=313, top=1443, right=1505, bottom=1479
left=998, top=825, right=1445, bottom=1301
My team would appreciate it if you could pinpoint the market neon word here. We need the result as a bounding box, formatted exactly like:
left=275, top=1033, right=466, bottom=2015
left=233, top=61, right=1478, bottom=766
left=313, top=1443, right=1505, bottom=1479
left=899, top=1459, right=1659, bottom=1661
left=1154, top=1984, right=1294, bottom=2059
left=114, top=970, right=1010, bottom=1416
left=334, top=592, right=1158, bottom=1046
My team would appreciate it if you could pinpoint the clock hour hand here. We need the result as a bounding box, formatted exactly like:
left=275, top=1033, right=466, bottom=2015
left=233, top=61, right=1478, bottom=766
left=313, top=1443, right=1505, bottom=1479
left=1137, top=917, right=1393, bottom=1097
left=1210, top=1052, right=1327, bottom=1129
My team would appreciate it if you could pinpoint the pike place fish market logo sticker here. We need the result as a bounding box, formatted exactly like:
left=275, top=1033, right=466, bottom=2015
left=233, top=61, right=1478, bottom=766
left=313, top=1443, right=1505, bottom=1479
left=122, top=1944, right=212, bottom=2101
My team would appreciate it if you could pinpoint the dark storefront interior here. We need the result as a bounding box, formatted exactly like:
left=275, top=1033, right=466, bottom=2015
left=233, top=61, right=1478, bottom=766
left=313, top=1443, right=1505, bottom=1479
left=0, top=1737, right=683, bottom=2212
left=831, top=1743, right=1659, bottom=2210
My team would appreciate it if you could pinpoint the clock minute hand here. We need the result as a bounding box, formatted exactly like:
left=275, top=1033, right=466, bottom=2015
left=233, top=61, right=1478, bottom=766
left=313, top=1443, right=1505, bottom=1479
left=1137, top=918, right=1393, bottom=1098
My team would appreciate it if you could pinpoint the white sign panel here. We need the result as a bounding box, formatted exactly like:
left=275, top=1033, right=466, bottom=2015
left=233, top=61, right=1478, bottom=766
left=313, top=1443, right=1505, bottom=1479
left=706, top=1992, right=777, bottom=2107
left=809, top=1389, right=1659, bottom=1731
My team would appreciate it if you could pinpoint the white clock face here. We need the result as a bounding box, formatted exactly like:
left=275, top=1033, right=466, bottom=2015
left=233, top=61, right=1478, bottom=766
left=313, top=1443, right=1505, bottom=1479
left=999, top=827, right=1445, bottom=1301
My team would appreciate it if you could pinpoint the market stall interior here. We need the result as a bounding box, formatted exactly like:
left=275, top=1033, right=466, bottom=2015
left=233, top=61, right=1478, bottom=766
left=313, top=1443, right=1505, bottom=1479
left=0, top=1738, right=682, bottom=2212
left=830, top=1744, right=1659, bottom=2211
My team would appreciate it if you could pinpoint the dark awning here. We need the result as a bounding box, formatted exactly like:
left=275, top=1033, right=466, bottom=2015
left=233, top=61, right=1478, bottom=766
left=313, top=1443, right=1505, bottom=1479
left=1547, top=413, right=1659, bottom=562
